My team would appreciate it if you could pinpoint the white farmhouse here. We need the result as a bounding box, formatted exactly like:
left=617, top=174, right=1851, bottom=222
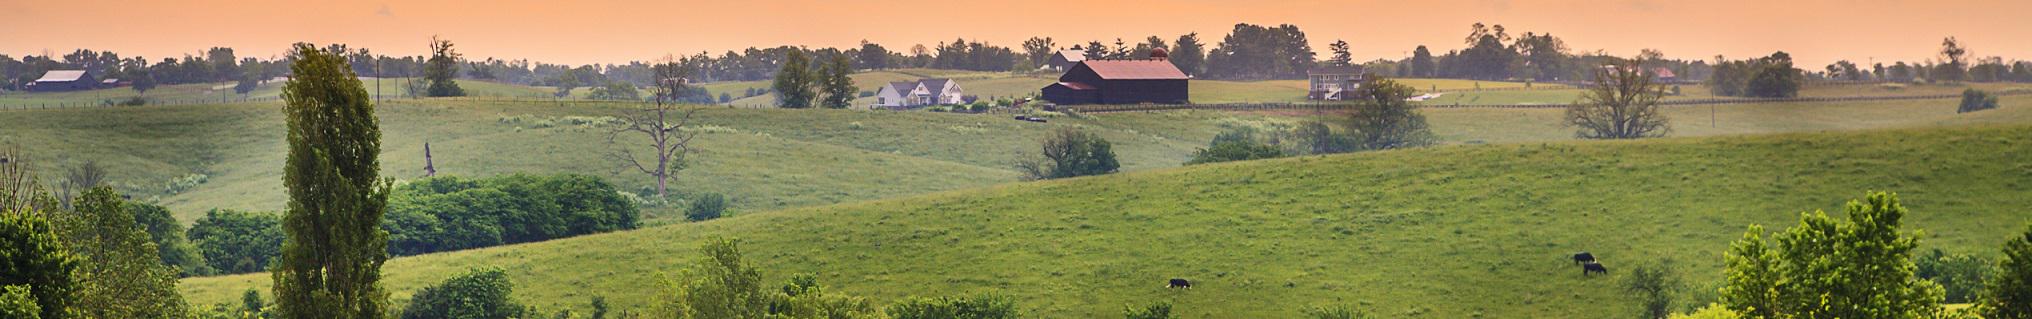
left=871, top=78, right=964, bottom=109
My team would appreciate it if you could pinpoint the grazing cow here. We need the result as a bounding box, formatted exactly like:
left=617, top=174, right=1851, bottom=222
left=1167, top=278, right=1192, bottom=289
left=1572, top=252, right=1596, bottom=265
left=1583, top=262, right=1608, bottom=276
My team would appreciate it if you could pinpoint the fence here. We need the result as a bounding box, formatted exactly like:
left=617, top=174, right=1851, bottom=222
left=1063, top=90, right=2032, bottom=114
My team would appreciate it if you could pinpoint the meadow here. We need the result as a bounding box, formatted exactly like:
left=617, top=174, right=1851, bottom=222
left=176, top=123, right=2032, bottom=318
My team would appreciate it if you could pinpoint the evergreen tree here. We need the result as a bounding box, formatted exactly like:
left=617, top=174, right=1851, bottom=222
left=0, top=206, right=79, bottom=319
left=1170, top=33, right=1206, bottom=77
left=272, top=43, right=394, bottom=319
left=1720, top=192, right=1944, bottom=319
left=773, top=50, right=817, bottom=108
left=1986, top=223, right=2032, bottom=319
left=61, top=187, right=186, bottom=318
left=424, top=36, right=466, bottom=97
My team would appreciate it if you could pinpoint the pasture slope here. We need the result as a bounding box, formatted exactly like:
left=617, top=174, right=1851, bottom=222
left=0, top=99, right=1251, bottom=221
left=180, top=123, right=2032, bottom=318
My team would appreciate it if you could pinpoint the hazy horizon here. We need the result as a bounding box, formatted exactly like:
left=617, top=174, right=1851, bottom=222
left=4, top=0, right=2030, bottom=68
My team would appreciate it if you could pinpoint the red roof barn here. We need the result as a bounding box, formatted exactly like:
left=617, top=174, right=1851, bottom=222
left=1041, top=49, right=1190, bottom=105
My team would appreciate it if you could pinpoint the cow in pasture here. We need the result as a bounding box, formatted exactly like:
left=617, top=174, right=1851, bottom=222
left=1583, top=262, right=1608, bottom=276
left=1167, top=278, right=1192, bottom=289
left=1572, top=252, right=1596, bottom=265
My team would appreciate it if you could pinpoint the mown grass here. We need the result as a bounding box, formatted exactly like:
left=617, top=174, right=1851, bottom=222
left=1420, top=82, right=2032, bottom=106
left=179, top=124, right=2032, bottom=318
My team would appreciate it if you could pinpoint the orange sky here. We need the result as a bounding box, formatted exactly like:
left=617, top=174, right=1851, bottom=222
left=3, top=0, right=2028, bottom=68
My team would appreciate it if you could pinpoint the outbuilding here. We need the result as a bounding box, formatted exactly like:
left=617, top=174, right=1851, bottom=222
left=1041, top=49, right=1189, bottom=105
left=29, top=70, right=97, bottom=92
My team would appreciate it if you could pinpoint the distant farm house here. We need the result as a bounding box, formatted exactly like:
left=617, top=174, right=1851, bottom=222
left=1307, top=64, right=1366, bottom=101
left=873, top=78, right=965, bottom=109
left=1040, top=48, right=1190, bottom=105
left=1042, top=50, right=1088, bottom=71
left=1599, top=65, right=1680, bottom=82
left=27, top=70, right=99, bottom=92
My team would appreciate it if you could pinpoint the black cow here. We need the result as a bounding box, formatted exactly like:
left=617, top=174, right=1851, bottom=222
left=1582, top=262, right=1608, bottom=276
left=1167, top=278, right=1192, bottom=289
left=1572, top=252, right=1596, bottom=265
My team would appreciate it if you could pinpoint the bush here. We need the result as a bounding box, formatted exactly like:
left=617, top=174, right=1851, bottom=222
left=385, top=174, right=639, bottom=256
left=1123, top=302, right=1175, bottom=319
left=887, top=294, right=1018, bottom=319
left=1959, top=89, right=2001, bottom=113
left=188, top=209, right=284, bottom=274
left=128, top=202, right=213, bottom=277
left=400, top=267, right=523, bottom=319
left=0, top=285, right=38, bottom=319
left=1186, top=128, right=1285, bottom=165
left=1303, top=306, right=1373, bottom=319
left=1916, top=249, right=1992, bottom=303
left=1016, top=128, right=1119, bottom=180
left=687, top=193, right=727, bottom=221
left=1668, top=304, right=1743, bottom=319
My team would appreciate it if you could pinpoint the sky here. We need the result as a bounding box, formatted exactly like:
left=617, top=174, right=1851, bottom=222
left=2, top=0, right=2029, bottom=68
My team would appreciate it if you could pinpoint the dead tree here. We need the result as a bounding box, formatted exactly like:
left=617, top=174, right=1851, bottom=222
left=423, top=142, right=437, bottom=177
left=606, top=63, right=700, bottom=198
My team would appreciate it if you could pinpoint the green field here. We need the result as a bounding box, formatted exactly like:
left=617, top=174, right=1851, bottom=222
left=177, top=123, right=2032, bottom=317
left=0, top=99, right=1274, bottom=222
left=1418, top=82, right=2032, bottom=106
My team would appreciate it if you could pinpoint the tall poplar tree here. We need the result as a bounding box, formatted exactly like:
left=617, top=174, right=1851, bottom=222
left=272, top=43, right=394, bottom=319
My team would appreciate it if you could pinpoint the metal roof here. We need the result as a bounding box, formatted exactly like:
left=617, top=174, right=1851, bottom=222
left=35, top=70, right=88, bottom=83
left=1080, top=60, right=1188, bottom=80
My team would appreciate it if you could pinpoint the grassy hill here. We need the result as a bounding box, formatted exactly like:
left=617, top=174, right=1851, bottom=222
left=0, top=78, right=555, bottom=109
left=0, top=99, right=1262, bottom=221
left=178, top=124, right=2032, bottom=317
left=5, top=93, right=2026, bottom=221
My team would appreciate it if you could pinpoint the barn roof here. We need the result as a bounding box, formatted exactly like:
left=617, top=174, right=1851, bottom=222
left=1052, top=82, right=1097, bottom=90
left=1081, top=60, right=1188, bottom=80
left=1055, top=50, right=1087, bottom=63
left=35, top=70, right=89, bottom=83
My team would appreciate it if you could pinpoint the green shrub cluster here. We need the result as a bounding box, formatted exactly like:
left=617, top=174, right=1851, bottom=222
left=384, top=174, right=638, bottom=256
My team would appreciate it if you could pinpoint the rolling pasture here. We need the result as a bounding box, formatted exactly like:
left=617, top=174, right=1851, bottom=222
left=177, top=124, right=2032, bottom=317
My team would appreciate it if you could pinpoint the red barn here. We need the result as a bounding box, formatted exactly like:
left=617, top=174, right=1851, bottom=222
left=1041, top=49, right=1190, bottom=105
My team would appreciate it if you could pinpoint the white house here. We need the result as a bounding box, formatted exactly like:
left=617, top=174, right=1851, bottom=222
left=872, top=78, right=964, bottom=109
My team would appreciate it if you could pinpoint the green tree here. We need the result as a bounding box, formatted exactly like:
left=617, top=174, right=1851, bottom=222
left=1915, top=249, right=1993, bottom=304
left=687, top=193, right=726, bottom=222
left=1170, top=33, right=1205, bottom=77
left=588, top=82, right=641, bottom=101
left=657, top=238, right=769, bottom=319
left=1016, top=128, right=1120, bottom=180
left=1566, top=59, right=1669, bottom=139
left=1669, top=304, right=1744, bottom=319
left=1625, top=261, right=1681, bottom=319
left=272, top=43, right=395, bottom=319
left=130, top=69, right=158, bottom=96
left=0, top=285, right=39, bottom=319
left=1409, top=46, right=1435, bottom=78
left=399, top=267, right=523, bottom=319
left=773, top=50, right=817, bottom=108
left=818, top=52, right=858, bottom=109
left=1346, top=76, right=1436, bottom=150
left=1720, top=191, right=1944, bottom=319
left=235, top=63, right=263, bottom=95
left=424, top=36, right=466, bottom=97
left=772, top=274, right=883, bottom=319
left=1123, top=302, right=1175, bottom=319
left=1936, top=37, right=1969, bottom=82
left=188, top=209, right=284, bottom=274
left=128, top=202, right=213, bottom=276
left=1745, top=63, right=1801, bottom=98
left=61, top=187, right=187, bottom=318
left=1985, top=223, right=2032, bottom=319
left=1021, top=37, right=1055, bottom=66
left=886, top=294, right=1018, bottom=319
left=0, top=206, right=79, bottom=319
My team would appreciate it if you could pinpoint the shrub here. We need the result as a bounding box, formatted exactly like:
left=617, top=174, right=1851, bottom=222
left=188, top=209, right=284, bottom=274
left=887, top=294, right=1018, bottom=319
left=128, top=202, right=213, bottom=277
left=1123, top=302, right=1175, bottom=319
left=1668, top=304, right=1743, bottom=319
left=687, top=193, right=727, bottom=221
left=1016, top=128, right=1119, bottom=180
left=1959, top=89, right=2000, bottom=113
left=1915, top=249, right=1992, bottom=303
left=1303, top=306, right=1373, bottom=319
left=0, top=285, right=38, bottom=319
left=400, top=267, right=523, bottom=319
left=385, top=174, right=639, bottom=256
left=1186, top=128, right=1285, bottom=165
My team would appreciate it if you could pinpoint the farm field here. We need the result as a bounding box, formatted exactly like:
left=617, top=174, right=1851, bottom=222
left=178, top=123, right=2032, bottom=317
left=0, top=99, right=1267, bottom=221
left=1418, top=82, right=2032, bottom=106
left=6, top=94, right=2025, bottom=221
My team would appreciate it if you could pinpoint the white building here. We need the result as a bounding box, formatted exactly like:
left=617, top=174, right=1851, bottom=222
left=872, top=78, right=964, bottom=109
